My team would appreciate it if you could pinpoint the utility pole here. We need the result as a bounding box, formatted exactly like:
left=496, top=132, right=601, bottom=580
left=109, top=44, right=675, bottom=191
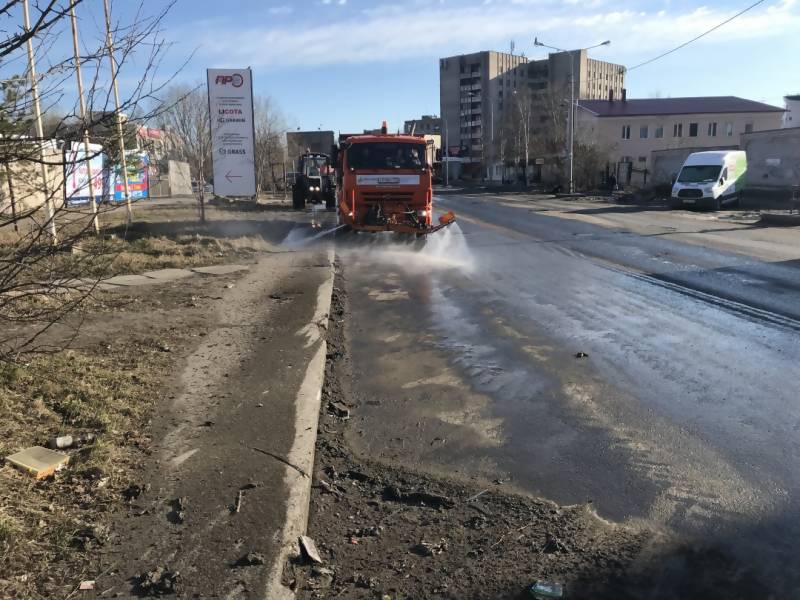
left=69, top=0, right=99, bottom=233
left=103, top=0, right=133, bottom=221
left=22, top=0, right=57, bottom=243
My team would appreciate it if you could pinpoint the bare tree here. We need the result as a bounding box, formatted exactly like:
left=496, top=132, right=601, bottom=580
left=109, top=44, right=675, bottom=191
left=511, top=88, right=535, bottom=185
left=156, top=84, right=211, bottom=192
left=253, top=95, right=288, bottom=193
left=0, top=0, right=179, bottom=360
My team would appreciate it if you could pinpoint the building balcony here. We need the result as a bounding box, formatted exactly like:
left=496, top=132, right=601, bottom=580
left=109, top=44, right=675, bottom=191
left=460, top=84, right=482, bottom=93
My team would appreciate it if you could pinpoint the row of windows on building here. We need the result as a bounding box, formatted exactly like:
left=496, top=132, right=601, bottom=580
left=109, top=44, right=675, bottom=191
left=620, top=121, right=754, bottom=140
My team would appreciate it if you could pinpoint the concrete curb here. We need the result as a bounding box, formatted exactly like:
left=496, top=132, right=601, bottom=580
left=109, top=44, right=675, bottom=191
left=759, top=212, right=800, bottom=226
left=265, top=249, right=335, bottom=600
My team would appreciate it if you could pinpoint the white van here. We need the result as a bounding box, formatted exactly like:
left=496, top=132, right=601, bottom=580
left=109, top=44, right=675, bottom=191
left=670, top=151, right=747, bottom=210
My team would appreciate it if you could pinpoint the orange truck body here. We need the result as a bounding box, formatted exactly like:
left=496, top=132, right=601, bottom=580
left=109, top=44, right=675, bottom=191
left=337, top=132, right=454, bottom=235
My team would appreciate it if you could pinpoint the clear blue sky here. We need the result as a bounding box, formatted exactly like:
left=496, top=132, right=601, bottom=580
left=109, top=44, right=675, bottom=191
left=12, top=0, right=800, bottom=132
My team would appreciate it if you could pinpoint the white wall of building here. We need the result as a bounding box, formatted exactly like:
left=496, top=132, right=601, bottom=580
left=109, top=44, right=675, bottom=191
left=782, top=95, right=800, bottom=128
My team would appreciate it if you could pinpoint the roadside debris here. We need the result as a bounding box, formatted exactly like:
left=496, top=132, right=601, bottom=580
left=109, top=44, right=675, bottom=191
left=251, top=446, right=308, bottom=478
left=78, top=580, right=95, bottom=590
left=168, top=497, right=188, bottom=524
left=382, top=485, right=454, bottom=509
left=327, top=401, right=350, bottom=420
left=122, top=482, right=151, bottom=501
left=351, top=574, right=379, bottom=589
left=299, top=535, right=324, bottom=564
left=530, top=580, right=564, bottom=599
left=308, top=566, right=334, bottom=590
left=5, top=446, right=69, bottom=479
left=237, top=552, right=266, bottom=566
left=316, top=479, right=343, bottom=496
left=411, top=539, right=447, bottom=556
left=349, top=526, right=382, bottom=538
left=541, top=532, right=571, bottom=554
left=465, top=489, right=489, bottom=503
left=47, top=433, right=95, bottom=449
left=136, top=566, right=181, bottom=596
left=72, top=523, right=110, bottom=550
left=232, top=482, right=258, bottom=514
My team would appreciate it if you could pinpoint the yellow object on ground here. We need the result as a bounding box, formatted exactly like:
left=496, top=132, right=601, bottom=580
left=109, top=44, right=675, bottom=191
left=5, top=446, right=69, bottom=479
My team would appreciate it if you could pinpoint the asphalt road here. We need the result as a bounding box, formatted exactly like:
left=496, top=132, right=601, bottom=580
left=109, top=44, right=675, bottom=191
left=332, top=193, right=800, bottom=593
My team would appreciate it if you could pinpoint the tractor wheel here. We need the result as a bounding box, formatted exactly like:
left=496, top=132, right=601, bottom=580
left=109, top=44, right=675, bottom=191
left=292, top=185, right=305, bottom=210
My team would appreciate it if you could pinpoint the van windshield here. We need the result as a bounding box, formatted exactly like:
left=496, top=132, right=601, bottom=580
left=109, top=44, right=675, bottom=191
left=677, top=165, right=722, bottom=183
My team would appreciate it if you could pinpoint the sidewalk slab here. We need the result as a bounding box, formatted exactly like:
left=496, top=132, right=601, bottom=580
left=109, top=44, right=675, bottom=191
left=141, top=268, right=195, bottom=280
left=191, top=264, right=250, bottom=275
left=101, top=274, right=155, bottom=287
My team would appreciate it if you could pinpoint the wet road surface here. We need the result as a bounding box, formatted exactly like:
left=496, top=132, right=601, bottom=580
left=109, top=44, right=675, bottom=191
left=326, top=194, right=800, bottom=592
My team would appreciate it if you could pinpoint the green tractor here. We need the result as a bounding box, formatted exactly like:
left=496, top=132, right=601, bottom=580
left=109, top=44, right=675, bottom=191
left=292, top=152, right=336, bottom=210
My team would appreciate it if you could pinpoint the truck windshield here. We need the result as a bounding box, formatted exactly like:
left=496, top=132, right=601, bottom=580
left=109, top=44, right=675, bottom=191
left=348, top=143, right=426, bottom=170
left=677, top=165, right=722, bottom=183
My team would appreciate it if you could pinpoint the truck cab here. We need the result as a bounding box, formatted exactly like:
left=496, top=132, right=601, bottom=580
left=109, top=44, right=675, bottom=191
left=336, top=132, right=434, bottom=233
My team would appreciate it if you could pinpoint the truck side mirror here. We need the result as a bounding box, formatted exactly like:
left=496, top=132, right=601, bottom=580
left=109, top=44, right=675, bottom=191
left=670, top=174, right=676, bottom=185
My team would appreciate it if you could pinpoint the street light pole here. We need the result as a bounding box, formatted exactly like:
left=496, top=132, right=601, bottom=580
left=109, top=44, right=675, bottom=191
left=569, top=57, right=574, bottom=194
left=533, top=38, right=610, bottom=194
left=444, top=109, right=449, bottom=187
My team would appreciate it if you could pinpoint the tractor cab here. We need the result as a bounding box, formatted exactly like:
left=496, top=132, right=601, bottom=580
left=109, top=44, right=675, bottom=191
left=293, top=152, right=335, bottom=210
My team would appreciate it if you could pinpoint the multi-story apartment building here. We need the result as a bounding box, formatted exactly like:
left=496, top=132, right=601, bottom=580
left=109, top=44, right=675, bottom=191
left=439, top=49, right=625, bottom=175
left=403, top=115, right=441, bottom=135
left=577, top=96, right=784, bottom=185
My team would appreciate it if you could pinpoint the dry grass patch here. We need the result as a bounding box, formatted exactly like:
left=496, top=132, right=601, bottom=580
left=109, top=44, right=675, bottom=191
left=0, top=339, right=171, bottom=597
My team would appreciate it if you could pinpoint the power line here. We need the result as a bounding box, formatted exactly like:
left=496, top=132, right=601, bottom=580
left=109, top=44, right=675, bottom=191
left=625, top=0, right=768, bottom=73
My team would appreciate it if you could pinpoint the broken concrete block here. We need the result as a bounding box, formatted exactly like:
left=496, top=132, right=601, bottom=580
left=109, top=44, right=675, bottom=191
left=299, top=535, right=323, bottom=564
left=5, top=446, right=69, bottom=479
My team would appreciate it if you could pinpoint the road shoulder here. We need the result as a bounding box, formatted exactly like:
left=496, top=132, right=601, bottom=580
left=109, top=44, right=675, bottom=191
left=466, top=193, right=800, bottom=263
left=92, top=249, right=333, bottom=598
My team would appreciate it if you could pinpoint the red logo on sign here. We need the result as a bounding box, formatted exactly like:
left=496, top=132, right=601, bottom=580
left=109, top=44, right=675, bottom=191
left=215, top=73, right=244, bottom=87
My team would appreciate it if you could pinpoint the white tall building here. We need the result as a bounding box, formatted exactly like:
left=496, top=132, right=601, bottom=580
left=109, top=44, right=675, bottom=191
left=782, top=94, right=800, bottom=128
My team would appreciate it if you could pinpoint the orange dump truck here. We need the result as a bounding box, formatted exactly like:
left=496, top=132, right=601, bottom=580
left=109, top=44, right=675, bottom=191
left=336, top=124, right=455, bottom=235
